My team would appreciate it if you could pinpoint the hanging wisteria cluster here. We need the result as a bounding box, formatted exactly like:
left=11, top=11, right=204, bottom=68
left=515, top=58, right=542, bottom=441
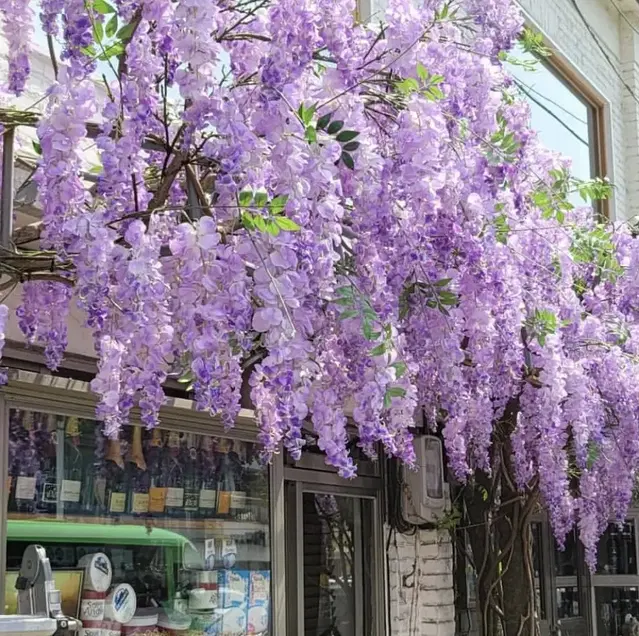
left=0, top=0, right=637, bottom=563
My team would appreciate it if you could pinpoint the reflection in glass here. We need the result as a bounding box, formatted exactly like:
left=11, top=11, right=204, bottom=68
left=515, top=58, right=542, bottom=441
left=557, top=587, right=580, bottom=619
left=597, top=523, right=637, bottom=575
left=302, top=493, right=373, bottom=636
left=6, top=408, right=271, bottom=634
left=506, top=44, right=594, bottom=189
left=532, top=522, right=546, bottom=620
left=595, top=588, right=639, bottom=636
left=555, top=530, right=579, bottom=577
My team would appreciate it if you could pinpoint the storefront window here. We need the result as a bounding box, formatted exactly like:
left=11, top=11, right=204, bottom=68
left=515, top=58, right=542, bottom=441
left=597, top=522, right=637, bottom=576
left=595, top=587, right=639, bottom=636
left=5, top=407, right=271, bottom=635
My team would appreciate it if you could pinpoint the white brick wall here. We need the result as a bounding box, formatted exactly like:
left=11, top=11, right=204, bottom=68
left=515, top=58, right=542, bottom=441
left=386, top=527, right=455, bottom=636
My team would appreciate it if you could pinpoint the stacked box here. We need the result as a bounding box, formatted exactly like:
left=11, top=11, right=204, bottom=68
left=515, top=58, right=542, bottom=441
left=247, top=571, right=270, bottom=635
left=218, top=570, right=249, bottom=635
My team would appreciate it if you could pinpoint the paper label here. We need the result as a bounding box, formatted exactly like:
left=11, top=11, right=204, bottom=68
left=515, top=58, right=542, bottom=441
left=80, top=598, right=105, bottom=621
left=109, top=492, right=126, bottom=513
left=15, top=476, right=36, bottom=500
left=61, top=479, right=82, bottom=503
left=199, top=488, right=217, bottom=509
left=79, top=629, right=102, bottom=636
left=250, top=572, right=269, bottom=604
left=184, top=488, right=199, bottom=510
left=230, top=491, right=247, bottom=510
left=148, top=487, right=167, bottom=513
left=166, top=487, right=184, bottom=508
left=217, top=491, right=231, bottom=514
left=205, top=538, right=216, bottom=569
left=42, top=479, right=58, bottom=503
left=131, top=492, right=149, bottom=514
left=222, top=538, right=237, bottom=556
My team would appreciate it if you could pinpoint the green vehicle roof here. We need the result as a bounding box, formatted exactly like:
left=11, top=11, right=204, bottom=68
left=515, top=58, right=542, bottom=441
left=7, top=520, right=194, bottom=548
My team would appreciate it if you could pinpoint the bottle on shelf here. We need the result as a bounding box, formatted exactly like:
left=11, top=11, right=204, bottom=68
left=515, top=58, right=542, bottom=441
left=104, top=436, right=127, bottom=516
left=166, top=431, right=185, bottom=517
left=9, top=410, right=38, bottom=515
left=228, top=441, right=247, bottom=520
left=82, top=425, right=108, bottom=516
left=35, top=414, right=58, bottom=515
left=61, top=417, right=83, bottom=515
left=198, top=436, right=218, bottom=519
left=148, top=429, right=168, bottom=517
left=216, top=440, right=234, bottom=519
left=127, top=426, right=150, bottom=517
left=183, top=433, right=200, bottom=518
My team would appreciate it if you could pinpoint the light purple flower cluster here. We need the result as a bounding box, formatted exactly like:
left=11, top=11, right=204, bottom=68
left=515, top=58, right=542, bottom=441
left=0, top=0, right=33, bottom=95
left=2, top=0, right=639, bottom=565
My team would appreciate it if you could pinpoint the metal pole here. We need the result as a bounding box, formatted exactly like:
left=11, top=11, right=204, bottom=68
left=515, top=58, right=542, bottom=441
left=1, top=127, right=15, bottom=249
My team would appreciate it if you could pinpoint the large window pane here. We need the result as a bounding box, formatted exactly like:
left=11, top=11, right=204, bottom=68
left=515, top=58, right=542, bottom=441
left=596, top=522, right=637, bottom=575
left=595, top=587, right=639, bottom=636
left=507, top=44, right=594, bottom=187
left=5, top=408, right=271, bottom=635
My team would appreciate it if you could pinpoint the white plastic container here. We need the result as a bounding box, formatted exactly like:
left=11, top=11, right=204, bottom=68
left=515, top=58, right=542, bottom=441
left=0, top=615, right=57, bottom=636
left=104, top=584, right=137, bottom=624
left=78, top=553, right=113, bottom=593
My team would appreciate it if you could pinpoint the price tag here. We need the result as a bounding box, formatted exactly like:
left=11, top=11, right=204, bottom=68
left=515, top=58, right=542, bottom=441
left=148, top=487, right=167, bottom=513
left=15, top=476, right=36, bottom=500
left=61, top=480, right=82, bottom=503
left=205, top=538, right=216, bottom=569
left=199, top=489, right=217, bottom=509
left=109, top=492, right=126, bottom=513
left=217, top=491, right=231, bottom=514
left=131, top=492, right=149, bottom=514
left=166, top=487, right=184, bottom=508
left=222, top=538, right=237, bottom=556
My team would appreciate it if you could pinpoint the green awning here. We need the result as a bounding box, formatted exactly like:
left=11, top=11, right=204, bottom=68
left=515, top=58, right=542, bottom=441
left=7, top=520, right=194, bottom=549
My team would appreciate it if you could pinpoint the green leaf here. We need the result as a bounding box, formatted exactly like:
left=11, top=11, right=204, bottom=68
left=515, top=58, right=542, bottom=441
left=384, top=386, right=407, bottom=407
left=334, top=297, right=353, bottom=307
left=336, top=130, right=359, bottom=143
left=105, top=14, right=118, bottom=38
left=98, top=41, right=124, bottom=59
left=253, top=191, right=268, bottom=208
left=269, top=194, right=289, bottom=215
left=335, top=286, right=354, bottom=298
left=93, top=20, right=104, bottom=43
left=396, top=78, right=419, bottom=95
left=327, top=120, right=344, bottom=135
left=88, top=164, right=103, bottom=174
left=241, top=211, right=255, bottom=231
left=370, top=343, right=387, bottom=356
left=299, top=104, right=317, bottom=126
left=416, top=63, right=428, bottom=82
left=427, top=86, right=445, bottom=101
left=274, top=216, right=301, bottom=231
left=340, top=152, right=355, bottom=170
left=339, top=309, right=358, bottom=321
left=90, top=0, right=116, bottom=13
left=117, top=21, right=137, bottom=41
left=317, top=112, right=332, bottom=130
left=31, top=141, right=42, bottom=155
left=265, top=220, right=281, bottom=236
left=81, top=45, right=97, bottom=57
left=253, top=215, right=267, bottom=233
left=305, top=125, right=317, bottom=143
left=238, top=190, right=253, bottom=206
left=177, top=372, right=194, bottom=384
left=362, top=321, right=381, bottom=341
left=343, top=141, right=360, bottom=152
left=391, top=361, right=408, bottom=378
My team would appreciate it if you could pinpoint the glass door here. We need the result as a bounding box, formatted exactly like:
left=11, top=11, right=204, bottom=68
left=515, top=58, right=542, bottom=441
left=285, top=481, right=383, bottom=636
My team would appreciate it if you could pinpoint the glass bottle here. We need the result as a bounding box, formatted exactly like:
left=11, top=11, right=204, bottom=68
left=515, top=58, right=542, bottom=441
left=198, top=436, right=218, bottom=519
left=216, top=440, right=234, bottom=519
left=127, top=426, right=150, bottom=517
left=228, top=441, right=247, bottom=520
left=35, top=414, right=58, bottom=515
left=104, top=436, right=127, bottom=516
left=82, top=425, right=108, bottom=516
left=10, top=410, right=39, bottom=515
left=166, top=431, right=185, bottom=517
left=61, top=417, right=83, bottom=515
left=183, top=433, right=200, bottom=518
left=148, top=429, right=168, bottom=517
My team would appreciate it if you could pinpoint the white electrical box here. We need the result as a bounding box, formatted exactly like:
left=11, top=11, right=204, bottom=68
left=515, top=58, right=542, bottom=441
left=402, top=435, right=448, bottom=524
